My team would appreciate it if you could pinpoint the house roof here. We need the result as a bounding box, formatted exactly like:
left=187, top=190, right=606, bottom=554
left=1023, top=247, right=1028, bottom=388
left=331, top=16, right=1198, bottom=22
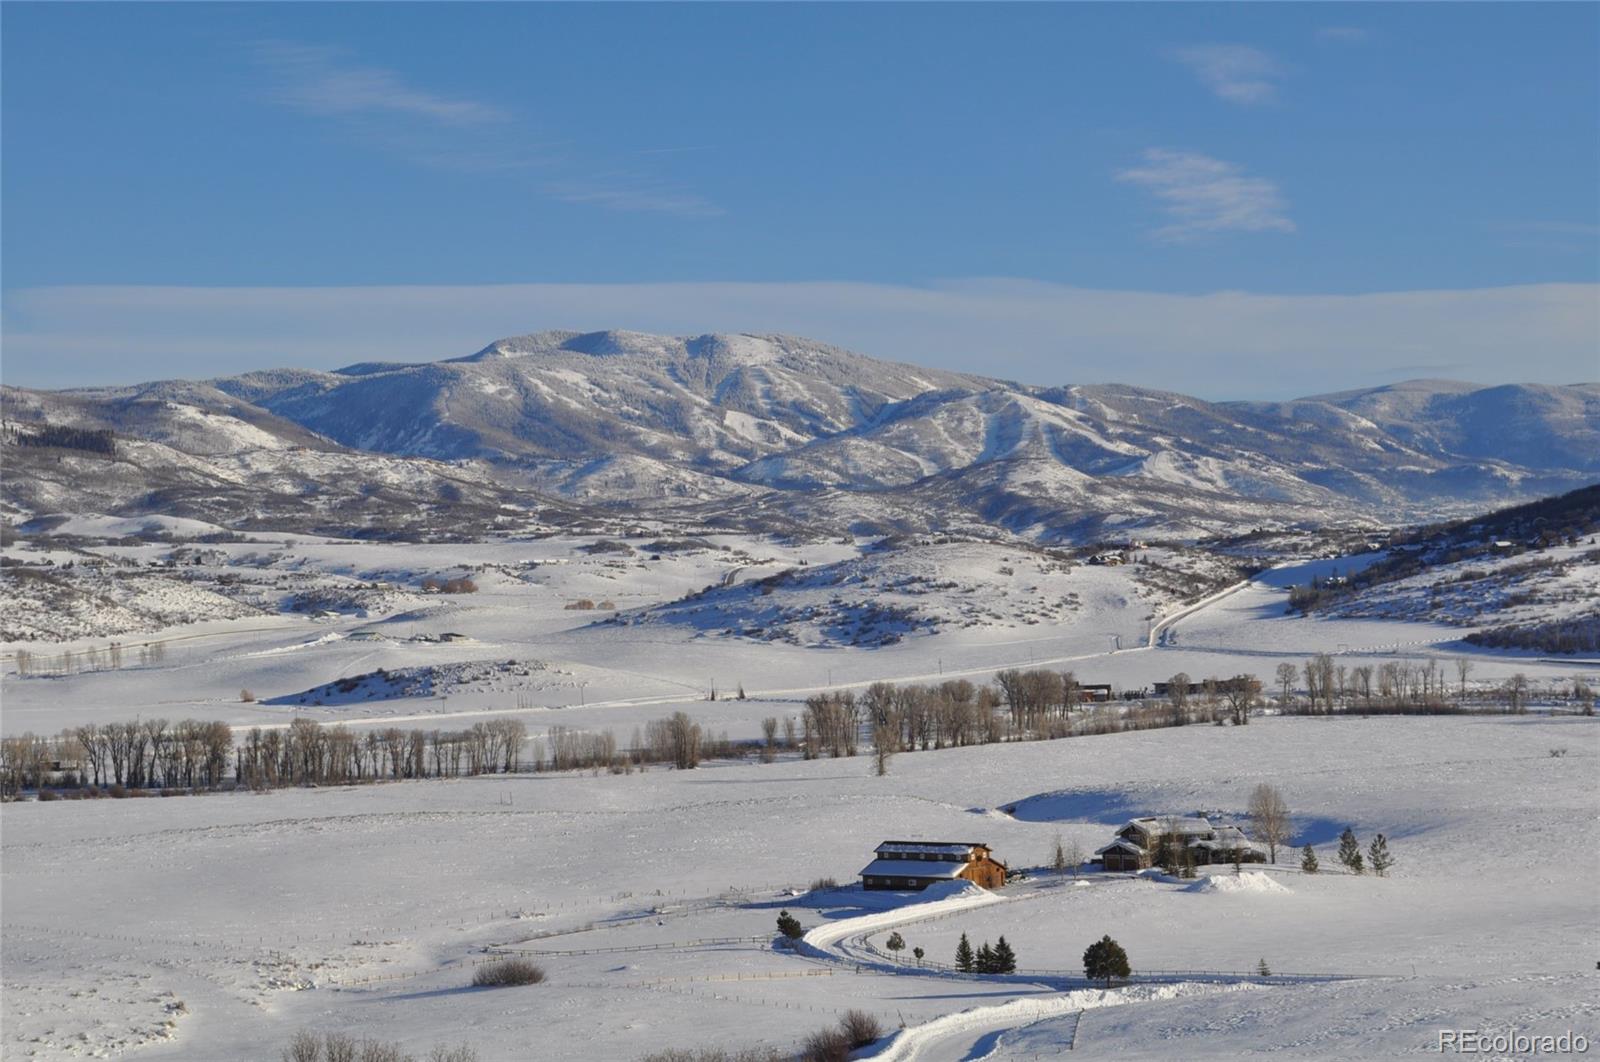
left=1193, top=839, right=1266, bottom=853
left=1096, top=840, right=1144, bottom=856
left=875, top=841, right=985, bottom=855
left=1124, top=816, right=1213, bottom=836
left=859, top=859, right=968, bottom=879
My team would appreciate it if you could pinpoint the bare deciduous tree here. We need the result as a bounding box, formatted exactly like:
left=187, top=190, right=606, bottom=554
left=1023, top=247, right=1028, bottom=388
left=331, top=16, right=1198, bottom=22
left=1247, top=783, right=1290, bottom=863
left=872, top=721, right=895, bottom=776
left=1275, top=663, right=1297, bottom=708
left=760, top=717, right=778, bottom=763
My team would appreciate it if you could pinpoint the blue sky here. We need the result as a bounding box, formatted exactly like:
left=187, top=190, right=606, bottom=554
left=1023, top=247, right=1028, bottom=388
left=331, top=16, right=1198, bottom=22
left=3, top=2, right=1596, bottom=396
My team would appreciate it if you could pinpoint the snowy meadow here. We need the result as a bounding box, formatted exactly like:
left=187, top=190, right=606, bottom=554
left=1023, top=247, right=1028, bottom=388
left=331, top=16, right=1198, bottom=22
left=3, top=530, right=1598, bottom=1060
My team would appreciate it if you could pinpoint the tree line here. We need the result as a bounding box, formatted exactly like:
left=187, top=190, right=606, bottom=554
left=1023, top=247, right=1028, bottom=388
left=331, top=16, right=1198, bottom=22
left=1276, top=654, right=1592, bottom=715
left=7, top=423, right=117, bottom=454
left=1, top=710, right=748, bottom=797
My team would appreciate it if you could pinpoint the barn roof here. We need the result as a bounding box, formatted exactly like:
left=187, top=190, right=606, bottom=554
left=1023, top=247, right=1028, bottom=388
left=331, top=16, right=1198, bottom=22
left=859, top=859, right=968, bottom=879
left=875, top=841, right=986, bottom=855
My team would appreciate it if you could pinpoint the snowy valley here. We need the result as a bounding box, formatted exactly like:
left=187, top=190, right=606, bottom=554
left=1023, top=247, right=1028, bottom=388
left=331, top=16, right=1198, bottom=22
left=2, top=334, right=1598, bottom=1061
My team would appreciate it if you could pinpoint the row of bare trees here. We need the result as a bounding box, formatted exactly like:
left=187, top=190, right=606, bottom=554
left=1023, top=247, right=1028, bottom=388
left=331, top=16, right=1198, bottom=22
left=235, top=718, right=530, bottom=787
left=1274, top=654, right=1587, bottom=715
left=13, top=640, right=164, bottom=677
left=812, top=670, right=1273, bottom=775
left=1, top=719, right=234, bottom=796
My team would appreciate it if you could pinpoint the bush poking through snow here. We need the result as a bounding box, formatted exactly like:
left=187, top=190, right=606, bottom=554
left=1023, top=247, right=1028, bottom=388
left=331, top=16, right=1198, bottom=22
left=426, top=1047, right=479, bottom=1062
left=323, top=1032, right=356, bottom=1062
left=839, top=1010, right=883, bottom=1048
left=798, top=1027, right=851, bottom=1062
left=776, top=910, right=804, bottom=940
left=640, top=1050, right=785, bottom=1062
left=284, top=1030, right=321, bottom=1062
left=471, top=958, right=545, bottom=987
left=279, top=1031, right=464, bottom=1062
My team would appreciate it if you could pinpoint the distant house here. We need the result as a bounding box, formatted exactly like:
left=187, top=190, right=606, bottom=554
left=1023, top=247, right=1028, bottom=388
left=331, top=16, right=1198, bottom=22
left=439, top=632, right=471, bottom=643
left=860, top=841, right=1007, bottom=891
left=1078, top=683, right=1114, bottom=703
left=1095, top=816, right=1265, bottom=872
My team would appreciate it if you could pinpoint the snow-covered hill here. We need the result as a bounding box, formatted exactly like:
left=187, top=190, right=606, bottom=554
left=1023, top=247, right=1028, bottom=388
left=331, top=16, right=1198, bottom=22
left=6, top=330, right=1597, bottom=541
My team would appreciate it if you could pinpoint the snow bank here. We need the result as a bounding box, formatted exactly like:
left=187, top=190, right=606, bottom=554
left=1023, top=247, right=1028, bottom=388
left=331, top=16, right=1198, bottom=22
left=864, top=981, right=1262, bottom=1061
left=1186, top=871, right=1290, bottom=895
left=243, top=631, right=346, bottom=657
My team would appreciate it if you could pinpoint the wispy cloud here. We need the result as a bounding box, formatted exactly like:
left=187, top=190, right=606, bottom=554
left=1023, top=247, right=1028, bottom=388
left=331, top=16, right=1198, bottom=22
left=250, top=41, right=716, bottom=216
left=545, top=179, right=723, bottom=218
left=1117, top=149, right=1295, bottom=241
left=6, top=281, right=1595, bottom=399
left=1171, top=44, right=1285, bottom=105
left=254, top=41, right=507, bottom=126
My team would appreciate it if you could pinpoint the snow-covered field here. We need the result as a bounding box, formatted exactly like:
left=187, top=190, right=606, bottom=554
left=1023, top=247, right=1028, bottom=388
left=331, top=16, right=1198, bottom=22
left=3, top=528, right=1598, bottom=1059
left=4, top=531, right=1594, bottom=740
left=3, top=715, right=1595, bottom=1059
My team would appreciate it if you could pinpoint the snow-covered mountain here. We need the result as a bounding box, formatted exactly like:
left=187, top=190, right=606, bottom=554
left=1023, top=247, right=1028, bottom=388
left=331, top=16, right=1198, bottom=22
left=4, top=329, right=1596, bottom=541
left=217, top=331, right=988, bottom=468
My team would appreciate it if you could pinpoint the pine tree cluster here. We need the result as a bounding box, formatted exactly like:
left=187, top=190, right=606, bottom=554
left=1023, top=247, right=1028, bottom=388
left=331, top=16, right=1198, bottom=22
left=776, top=910, right=804, bottom=940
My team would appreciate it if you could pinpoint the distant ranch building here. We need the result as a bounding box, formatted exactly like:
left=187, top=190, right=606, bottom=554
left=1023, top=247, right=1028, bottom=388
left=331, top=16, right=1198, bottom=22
left=1096, top=816, right=1265, bottom=871
left=860, top=841, right=1007, bottom=891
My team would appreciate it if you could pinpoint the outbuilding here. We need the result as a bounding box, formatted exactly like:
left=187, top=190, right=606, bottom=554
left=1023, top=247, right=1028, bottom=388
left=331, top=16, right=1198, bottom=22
left=860, top=840, right=1007, bottom=891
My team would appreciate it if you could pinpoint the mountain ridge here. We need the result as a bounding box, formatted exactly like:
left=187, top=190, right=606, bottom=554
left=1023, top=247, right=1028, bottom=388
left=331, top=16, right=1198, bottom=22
left=4, top=329, right=1596, bottom=541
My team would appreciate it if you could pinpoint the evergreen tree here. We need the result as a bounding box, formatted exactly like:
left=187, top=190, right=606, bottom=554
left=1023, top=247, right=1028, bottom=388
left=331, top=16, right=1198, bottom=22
left=994, top=936, right=1017, bottom=974
left=976, top=942, right=996, bottom=973
left=1256, top=957, right=1272, bottom=976
left=1300, top=844, right=1319, bottom=874
left=1052, top=834, right=1068, bottom=875
left=955, top=933, right=975, bottom=972
left=1083, top=935, right=1131, bottom=987
left=1337, top=828, right=1364, bottom=873
left=885, top=931, right=905, bottom=956
left=776, top=910, right=804, bottom=940
left=912, top=946, right=924, bottom=964
left=1368, top=833, right=1394, bottom=877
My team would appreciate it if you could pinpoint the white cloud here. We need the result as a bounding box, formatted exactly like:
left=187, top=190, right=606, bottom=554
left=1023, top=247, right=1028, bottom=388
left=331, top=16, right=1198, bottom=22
left=1171, top=44, right=1285, bottom=105
left=1117, top=149, right=1295, bottom=241
left=4, top=280, right=1595, bottom=400
left=250, top=41, right=716, bottom=216
left=254, top=41, right=507, bottom=126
